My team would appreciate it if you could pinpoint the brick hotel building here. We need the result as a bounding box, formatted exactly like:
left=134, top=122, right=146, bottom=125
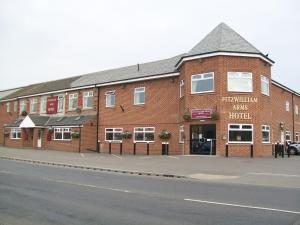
left=0, top=23, right=299, bottom=157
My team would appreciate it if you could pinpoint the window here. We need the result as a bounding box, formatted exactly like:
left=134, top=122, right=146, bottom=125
left=179, top=126, right=184, bottom=143
left=30, top=99, right=37, bottom=113
left=261, top=75, right=270, bottom=96
left=134, top=127, right=155, bottom=142
left=295, top=105, right=299, bottom=115
left=179, top=80, right=184, bottom=98
left=191, top=72, right=214, bottom=94
left=58, top=96, right=65, bottom=112
left=262, top=125, right=270, bottom=143
left=83, top=91, right=93, bottom=109
left=228, top=72, right=253, bottom=92
left=105, top=91, right=115, bottom=107
left=54, top=128, right=71, bottom=140
left=11, top=128, right=21, bottom=139
left=69, top=93, right=78, bottom=110
left=285, top=131, right=291, bottom=141
left=105, top=128, right=123, bottom=141
left=134, top=87, right=145, bottom=105
left=286, top=101, right=290, bottom=112
left=294, top=132, right=299, bottom=142
left=14, top=101, right=18, bottom=112
left=20, top=100, right=26, bottom=114
left=6, top=102, right=10, bottom=113
left=40, top=97, right=47, bottom=113
left=228, top=124, right=253, bottom=143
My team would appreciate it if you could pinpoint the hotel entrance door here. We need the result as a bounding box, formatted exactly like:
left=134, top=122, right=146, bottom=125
left=190, top=124, right=216, bottom=155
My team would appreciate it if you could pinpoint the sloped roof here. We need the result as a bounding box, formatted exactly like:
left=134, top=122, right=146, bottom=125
left=0, top=88, right=21, bottom=100
left=71, top=55, right=182, bottom=87
left=187, top=23, right=262, bottom=56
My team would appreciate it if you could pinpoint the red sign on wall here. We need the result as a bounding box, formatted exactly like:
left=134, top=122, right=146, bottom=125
left=191, top=109, right=212, bottom=119
left=46, top=96, right=58, bottom=114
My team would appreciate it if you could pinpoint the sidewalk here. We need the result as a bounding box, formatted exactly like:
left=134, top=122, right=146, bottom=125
left=1, top=146, right=300, bottom=188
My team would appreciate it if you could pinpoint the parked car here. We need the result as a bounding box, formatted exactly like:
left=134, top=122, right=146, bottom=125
left=287, top=142, right=300, bottom=155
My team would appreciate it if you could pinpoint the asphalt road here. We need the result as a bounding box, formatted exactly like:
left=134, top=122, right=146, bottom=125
left=0, top=159, right=299, bottom=225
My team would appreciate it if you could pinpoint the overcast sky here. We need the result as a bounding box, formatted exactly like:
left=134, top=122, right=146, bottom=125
left=0, top=0, right=299, bottom=92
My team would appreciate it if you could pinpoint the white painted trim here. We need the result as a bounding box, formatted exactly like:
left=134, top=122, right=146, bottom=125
left=191, top=72, right=215, bottom=94
left=19, top=116, right=36, bottom=128
left=271, top=80, right=300, bottom=97
left=227, top=72, right=253, bottom=93
left=228, top=123, right=254, bottom=144
left=105, top=128, right=123, bottom=142
left=96, top=73, right=180, bottom=87
left=176, top=52, right=274, bottom=68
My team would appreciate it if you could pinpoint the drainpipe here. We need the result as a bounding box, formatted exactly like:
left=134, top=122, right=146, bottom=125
left=79, top=126, right=82, bottom=153
left=96, top=85, right=100, bottom=152
left=292, top=92, right=295, bottom=142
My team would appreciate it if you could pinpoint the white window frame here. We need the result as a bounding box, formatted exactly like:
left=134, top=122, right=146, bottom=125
left=10, top=128, right=21, bottom=139
left=179, top=80, right=184, bottom=98
left=6, top=102, right=10, bottom=113
left=105, top=128, right=123, bottom=142
left=30, top=98, right=38, bottom=113
left=191, top=72, right=214, bottom=94
left=295, top=105, right=299, bottom=115
left=227, top=72, right=253, bottom=93
left=134, top=87, right=145, bottom=105
left=286, top=101, right=290, bottom=112
left=68, top=93, right=78, bottom=110
left=261, top=75, right=270, bottom=96
left=179, top=125, right=184, bottom=143
left=134, top=127, right=155, bottom=143
left=14, top=101, right=18, bottom=112
left=105, top=91, right=115, bottom=107
left=40, top=97, right=47, bottom=113
left=285, top=131, right=291, bottom=141
left=57, top=95, right=65, bottom=113
left=261, top=125, right=270, bottom=143
left=54, top=128, right=72, bottom=141
left=20, top=100, right=26, bottom=114
left=228, top=124, right=253, bottom=144
left=83, top=91, right=93, bottom=109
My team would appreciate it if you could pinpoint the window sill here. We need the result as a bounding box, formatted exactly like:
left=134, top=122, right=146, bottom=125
left=134, top=103, right=145, bottom=106
left=106, top=106, right=115, bottom=108
left=134, top=141, right=154, bottom=143
left=53, top=139, right=72, bottom=142
left=191, top=90, right=214, bottom=95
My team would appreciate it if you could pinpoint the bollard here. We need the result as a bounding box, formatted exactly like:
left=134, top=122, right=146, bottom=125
left=147, top=142, right=150, bottom=155
left=109, top=142, right=112, bottom=154
left=120, top=142, right=122, bottom=155
left=225, top=144, right=229, bottom=157
left=281, top=144, right=284, bottom=158
left=272, top=144, right=274, bottom=156
left=133, top=142, right=136, bottom=155
left=287, top=145, right=290, bottom=158
left=97, top=141, right=101, bottom=153
left=167, top=144, right=169, bottom=155
left=250, top=144, right=253, bottom=158
left=275, top=144, right=278, bottom=158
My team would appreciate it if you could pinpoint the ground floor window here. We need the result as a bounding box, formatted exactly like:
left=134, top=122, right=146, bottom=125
left=285, top=131, right=291, bottom=141
left=134, top=127, right=155, bottom=142
left=228, top=124, right=253, bottom=143
left=105, top=128, right=123, bottom=141
left=11, top=128, right=21, bottom=139
left=296, top=132, right=299, bottom=142
left=261, top=125, right=270, bottom=143
left=179, top=126, right=184, bottom=143
left=54, top=128, right=71, bottom=140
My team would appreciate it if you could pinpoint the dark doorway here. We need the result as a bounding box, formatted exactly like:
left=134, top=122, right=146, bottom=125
left=190, top=124, right=216, bottom=155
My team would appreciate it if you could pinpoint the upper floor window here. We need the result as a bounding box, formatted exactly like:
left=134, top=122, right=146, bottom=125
left=191, top=72, right=214, bottom=94
left=6, top=102, right=10, bottom=113
left=134, top=127, right=154, bottom=142
left=105, top=91, right=115, bottom=107
left=30, top=99, right=38, bottom=113
left=295, top=105, right=299, bottom=115
left=69, top=93, right=78, bottom=110
left=228, top=124, right=253, bottom=144
left=40, top=97, right=47, bottom=113
left=228, top=72, right=252, bottom=92
left=58, top=95, right=65, bottom=113
left=83, top=91, right=93, bottom=109
left=14, top=101, right=18, bottom=112
left=179, top=80, right=184, bottom=98
left=286, top=101, right=290, bottom=112
left=261, top=75, right=270, bottom=96
left=134, top=87, right=145, bottom=105
left=11, top=128, right=21, bottom=139
left=262, top=125, right=270, bottom=143
left=105, top=128, right=123, bottom=141
left=20, top=100, right=26, bottom=114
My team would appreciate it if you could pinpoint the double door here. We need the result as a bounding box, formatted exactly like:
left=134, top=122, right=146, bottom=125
left=190, top=124, right=216, bottom=155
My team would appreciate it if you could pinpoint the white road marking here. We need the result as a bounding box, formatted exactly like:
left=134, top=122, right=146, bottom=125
left=112, top=154, right=122, bottom=159
left=80, top=153, right=85, bottom=158
left=247, top=172, right=300, bottom=178
left=141, top=156, right=152, bottom=159
left=184, top=198, right=300, bottom=215
left=167, top=156, right=179, bottom=159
